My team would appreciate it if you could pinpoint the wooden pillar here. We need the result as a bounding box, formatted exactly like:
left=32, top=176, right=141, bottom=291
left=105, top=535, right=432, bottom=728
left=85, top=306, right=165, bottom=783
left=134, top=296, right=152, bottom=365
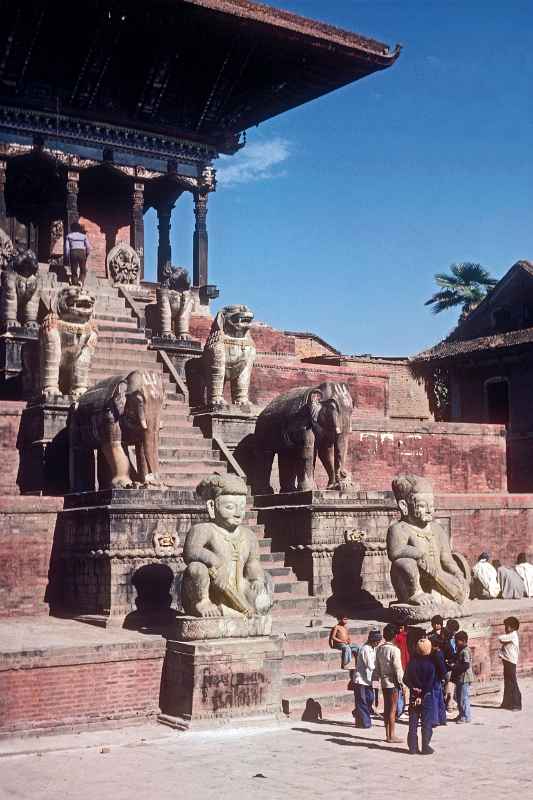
left=156, top=199, right=174, bottom=283
left=66, top=170, right=79, bottom=234
left=0, top=159, right=7, bottom=234
left=193, top=190, right=208, bottom=287
left=131, top=181, right=145, bottom=279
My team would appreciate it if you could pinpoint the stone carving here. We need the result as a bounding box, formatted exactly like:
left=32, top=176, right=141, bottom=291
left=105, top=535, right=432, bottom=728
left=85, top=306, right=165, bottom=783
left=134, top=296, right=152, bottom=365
left=203, top=305, right=256, bottom=410
left=69, top=370, right=165, bottom=489
left=40, top=286, right=97, bottom=400
left=0, top=228, right=14, bottom=269
left=387, top=475, right=470, bottom=623
left=0, top=238, right=40, bottom=330
left=106, top=241, right=140, bottom=285
left=156, top=264, right=193, bottom=339
left=181, top=474, right=273, bottom=618
left=254, top=382, right=354, bottom=494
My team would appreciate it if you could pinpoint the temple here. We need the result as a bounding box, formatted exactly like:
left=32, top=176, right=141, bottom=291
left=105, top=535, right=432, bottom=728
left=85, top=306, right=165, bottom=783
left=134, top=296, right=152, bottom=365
left=0, top=0, right=399, bottom=285
left=0, top=2, right=531, bottom=736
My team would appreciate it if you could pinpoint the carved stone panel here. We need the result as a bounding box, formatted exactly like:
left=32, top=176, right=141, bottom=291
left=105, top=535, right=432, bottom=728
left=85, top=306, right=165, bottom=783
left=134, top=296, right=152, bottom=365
left=106, top=241, right=141, bottom=285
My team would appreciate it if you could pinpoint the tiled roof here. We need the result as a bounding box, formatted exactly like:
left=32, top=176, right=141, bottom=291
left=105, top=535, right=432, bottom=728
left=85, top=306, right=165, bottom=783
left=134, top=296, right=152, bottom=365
left=412, top=326, right=533, bottom=363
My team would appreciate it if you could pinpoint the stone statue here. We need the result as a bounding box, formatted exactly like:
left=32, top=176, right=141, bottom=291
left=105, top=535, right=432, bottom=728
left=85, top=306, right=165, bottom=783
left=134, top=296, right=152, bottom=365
left=156, top=264, right=193, bottom=339
left=0, top=240, right=40, bottom=331
left=181, top=474, right=273, bottom=618
left=40, top=286, right=97, bottom=400
left=69, top=370, right=165, bottom=490
left=0, top=229, right=14, bottom=269
left=387, top=475, right=470, bottom=620
left=203, top=305, right=256, bottom=410
left=254, top=382, right=353, bottom=494
left=106, top=241, right=140, bottom=285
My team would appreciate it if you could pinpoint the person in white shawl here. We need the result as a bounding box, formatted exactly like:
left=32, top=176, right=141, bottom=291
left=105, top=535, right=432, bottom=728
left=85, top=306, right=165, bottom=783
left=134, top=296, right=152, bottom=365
left=471, top=552, right=500, bottom=599
left=515, top=553, right=533, bottom=598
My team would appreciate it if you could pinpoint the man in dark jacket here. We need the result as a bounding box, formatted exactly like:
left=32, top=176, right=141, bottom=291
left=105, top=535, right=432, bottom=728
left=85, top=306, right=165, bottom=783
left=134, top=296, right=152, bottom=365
left=403, top=637, right=436, bottom=755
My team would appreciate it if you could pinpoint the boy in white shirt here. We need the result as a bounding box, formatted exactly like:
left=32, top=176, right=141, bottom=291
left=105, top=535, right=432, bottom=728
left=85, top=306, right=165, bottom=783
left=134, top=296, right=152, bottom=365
left=499, top=616, right=521, bottom=711
left=353, top=628, right=382, bottom=728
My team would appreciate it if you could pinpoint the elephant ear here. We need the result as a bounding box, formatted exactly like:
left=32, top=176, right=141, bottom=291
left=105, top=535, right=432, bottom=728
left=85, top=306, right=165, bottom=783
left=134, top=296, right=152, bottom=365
left=307, top=389, right=323, bottom=425
left=111, top=378, right=129, bottom=417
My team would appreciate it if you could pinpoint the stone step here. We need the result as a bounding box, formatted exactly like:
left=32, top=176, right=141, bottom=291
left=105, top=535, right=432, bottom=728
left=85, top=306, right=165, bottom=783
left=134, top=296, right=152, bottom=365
left=273, top=580, right=309, bottom=596
left=258, top=538, right=273, bottom=550
left=272, top=596, right=321, bottom=616
left=280, top=690, right=354, bottom=718
left=161, top=473, right=227, bottom=487
left=266, top=566, right=295, bottom=579
left=159, top=446, right=220, bottom=460
left=159, top=432, right=206, bottom=445
left=259, top=551, right=285, bottom=565
left=94, top=337, right=150, bottom=347
left=281, top=669, right=350, bottom=698
left=281, top=650, right=345, bottom=674
left=96, top=324, right=147, bottom=336
left=159, top=459, right=227, bottom=473
left=281, top=626, right=371, bottom=655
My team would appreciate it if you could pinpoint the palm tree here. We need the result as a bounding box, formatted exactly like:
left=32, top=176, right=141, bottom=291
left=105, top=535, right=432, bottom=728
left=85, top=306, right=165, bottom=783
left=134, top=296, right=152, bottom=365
left=425, top=263, right=498, bottom=317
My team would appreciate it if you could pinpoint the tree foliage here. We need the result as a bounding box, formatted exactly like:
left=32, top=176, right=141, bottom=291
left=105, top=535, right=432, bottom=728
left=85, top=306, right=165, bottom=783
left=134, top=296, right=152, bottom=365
left=425, top=263, right=498, bottom=316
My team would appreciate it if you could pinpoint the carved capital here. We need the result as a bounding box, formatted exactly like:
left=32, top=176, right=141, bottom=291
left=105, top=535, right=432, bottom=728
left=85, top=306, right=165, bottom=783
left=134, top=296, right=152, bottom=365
left=193, top=191, right=208, bottom=227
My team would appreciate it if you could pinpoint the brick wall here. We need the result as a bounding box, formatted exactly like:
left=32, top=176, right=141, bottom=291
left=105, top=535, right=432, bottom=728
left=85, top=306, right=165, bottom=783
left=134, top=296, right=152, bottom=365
left=438, top=493, right=533, bottom=564
left=348, top=420, right=507, bottom=494
left=0, top=641, right=165, bottom=734
left=0, top=497, right=61, bottom=617
left=0, top=401, right=24, bottom=496
left=78, top=218, right=132, bottom=279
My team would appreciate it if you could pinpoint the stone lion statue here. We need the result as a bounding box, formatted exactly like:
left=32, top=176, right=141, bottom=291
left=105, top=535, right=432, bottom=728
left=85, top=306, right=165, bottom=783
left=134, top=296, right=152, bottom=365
left=39, top=286, right=98, bottom=400
left=202, top=304, right=256, bottom=410
left=156, top=264, right=193, bottom=339
left=0, top=234, right=40, bottom=331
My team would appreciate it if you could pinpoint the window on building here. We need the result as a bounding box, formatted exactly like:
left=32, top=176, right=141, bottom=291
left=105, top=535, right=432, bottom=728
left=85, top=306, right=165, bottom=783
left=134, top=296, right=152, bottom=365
left=486, top=379, right=509, bottom=426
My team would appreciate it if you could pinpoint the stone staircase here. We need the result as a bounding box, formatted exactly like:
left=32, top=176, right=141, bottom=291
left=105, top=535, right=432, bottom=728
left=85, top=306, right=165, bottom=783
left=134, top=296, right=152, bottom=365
left=89, top=279, right=227, bottom=488
left=88, top=279, right=359, bottom=718
left=89, top=281, right=318, bottom=613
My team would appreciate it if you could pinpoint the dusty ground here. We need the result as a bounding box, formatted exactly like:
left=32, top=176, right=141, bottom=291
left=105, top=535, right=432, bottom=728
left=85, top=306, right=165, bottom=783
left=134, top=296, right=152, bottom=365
left=1, top=678, right=531, bottom=800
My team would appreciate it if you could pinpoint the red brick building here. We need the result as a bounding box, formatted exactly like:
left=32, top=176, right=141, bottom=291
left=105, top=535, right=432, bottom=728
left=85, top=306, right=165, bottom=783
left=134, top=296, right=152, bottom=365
left=414, top=260, right=533, bottom=491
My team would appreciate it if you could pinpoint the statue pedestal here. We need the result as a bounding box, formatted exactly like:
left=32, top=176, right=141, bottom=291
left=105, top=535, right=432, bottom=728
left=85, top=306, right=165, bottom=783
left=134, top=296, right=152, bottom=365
left=175, top=614, right=272, bottom=641
left=158, top=632, right=283, bottom=729
left=149, top=336, right=203, bottom=382
left=49, top=488, right=206, bottom=626
left=255, top=490, right=398, bottom=612
left=17, top=399, right=71, bottom=494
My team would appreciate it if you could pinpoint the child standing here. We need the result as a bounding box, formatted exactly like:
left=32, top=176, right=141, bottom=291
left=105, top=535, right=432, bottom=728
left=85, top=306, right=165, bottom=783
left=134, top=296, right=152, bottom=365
left=353, top=629, right=382, bottom=728
left=443, top=618, right=459, bottom=711
left=403, top=637, right=436, bottom=755
left=329, top=616, right=360, bottom=668
left=375, top=623, right=404, bottom=743
left=451, top=631, right=474, bottom=723
left=499, top=616, right=522, bottom=711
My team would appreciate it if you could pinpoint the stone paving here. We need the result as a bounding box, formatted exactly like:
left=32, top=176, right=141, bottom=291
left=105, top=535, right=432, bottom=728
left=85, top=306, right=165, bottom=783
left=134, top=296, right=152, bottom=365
left=1, top=678, right=532, bottom=800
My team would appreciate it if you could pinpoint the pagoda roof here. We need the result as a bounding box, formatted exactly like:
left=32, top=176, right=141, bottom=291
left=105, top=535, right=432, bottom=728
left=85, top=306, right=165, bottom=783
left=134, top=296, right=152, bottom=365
left=0, top=0, right=400, bottom=161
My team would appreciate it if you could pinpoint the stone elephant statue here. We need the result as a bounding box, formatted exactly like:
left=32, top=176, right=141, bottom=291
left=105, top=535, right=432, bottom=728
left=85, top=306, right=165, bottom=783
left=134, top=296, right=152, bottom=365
left=68, top=370, right=166, bottom=490
left=254, top=382, right=354, bottom=494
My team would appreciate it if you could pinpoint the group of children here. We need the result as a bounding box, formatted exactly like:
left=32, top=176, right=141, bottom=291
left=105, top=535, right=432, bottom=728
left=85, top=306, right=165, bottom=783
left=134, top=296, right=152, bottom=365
left=330, top=613, right=522, bottom=755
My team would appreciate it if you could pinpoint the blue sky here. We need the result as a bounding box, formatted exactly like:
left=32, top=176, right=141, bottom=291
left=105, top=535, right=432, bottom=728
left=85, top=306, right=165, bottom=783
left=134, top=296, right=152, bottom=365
left=144, top=0, right=532, bottom=357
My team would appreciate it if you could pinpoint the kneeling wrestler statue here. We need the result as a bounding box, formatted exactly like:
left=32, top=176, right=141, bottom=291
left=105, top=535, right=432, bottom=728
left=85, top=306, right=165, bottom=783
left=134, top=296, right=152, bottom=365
left=387, top=475, right=469, bottom=607
left=181, top=474, right=273, bottom=618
